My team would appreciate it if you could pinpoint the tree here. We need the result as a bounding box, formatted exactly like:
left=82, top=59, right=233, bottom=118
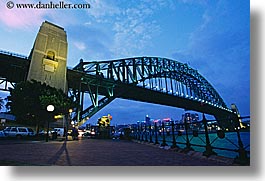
left=6, top=80, right=77, bottom=133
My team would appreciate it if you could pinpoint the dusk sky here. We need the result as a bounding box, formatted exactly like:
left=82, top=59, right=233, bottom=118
left=0, top=0, right=250, bottom=125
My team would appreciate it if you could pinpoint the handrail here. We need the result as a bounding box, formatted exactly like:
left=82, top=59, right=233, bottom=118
left=0, top=49, right=28, bottom=59
left=130, top=117, right=250, bottom=165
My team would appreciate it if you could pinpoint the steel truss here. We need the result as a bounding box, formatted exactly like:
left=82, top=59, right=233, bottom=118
left=0, top=77, right=15, bottom=91
left=71, top=57, right=234, bottom=125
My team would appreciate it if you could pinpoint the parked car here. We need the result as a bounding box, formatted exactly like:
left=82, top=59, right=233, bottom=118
left=4, top=127, right=35, bottom=139
left=51, top=128, right=65, bottom=137
left=111, top=132, right=122, bottom=139
left=3, top=127, right=11, bottom=135
left=0, top=130, right=6, bottom=137
left=82, top=130, right=96, bottom=139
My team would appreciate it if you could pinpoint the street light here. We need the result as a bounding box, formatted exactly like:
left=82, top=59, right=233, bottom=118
left=47, top=105, right=55, bottom=112
left=46, top=104, right=54, bottom=142
left=65, top=108, right=73, bottom=141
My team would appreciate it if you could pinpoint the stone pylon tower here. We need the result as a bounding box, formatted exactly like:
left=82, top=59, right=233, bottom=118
left=27, top=21, right=68, bottom=92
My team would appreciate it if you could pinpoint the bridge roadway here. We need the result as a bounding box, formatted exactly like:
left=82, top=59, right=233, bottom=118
left=0, top=138, right=235, bottom=166
left=0, top=51, right=238, bottom=123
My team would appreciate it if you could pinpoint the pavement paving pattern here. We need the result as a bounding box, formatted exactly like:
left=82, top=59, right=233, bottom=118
left=0, top=139, right=236, bottom=166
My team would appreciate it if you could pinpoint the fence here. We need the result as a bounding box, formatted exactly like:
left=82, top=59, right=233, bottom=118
left=130, top=115, right=250, bottom=165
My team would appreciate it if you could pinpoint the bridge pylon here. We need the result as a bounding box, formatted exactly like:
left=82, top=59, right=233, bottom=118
left=27, top=21, right=68, bottom=93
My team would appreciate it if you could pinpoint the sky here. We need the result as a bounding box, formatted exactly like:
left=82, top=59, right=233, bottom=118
left=0, top=0, right=250, bottom=125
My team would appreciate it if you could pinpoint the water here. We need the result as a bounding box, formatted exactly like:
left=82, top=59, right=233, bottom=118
left=143, top=131, right=250, bottom=158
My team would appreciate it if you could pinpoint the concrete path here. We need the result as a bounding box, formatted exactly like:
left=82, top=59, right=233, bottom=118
left=0, top=138, right=235, bottom=166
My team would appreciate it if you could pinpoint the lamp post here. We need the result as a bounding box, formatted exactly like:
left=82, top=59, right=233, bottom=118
left=144, top=123, right=148, bottom=142
left=184, top=117, right=193, bottom=151
left=149, top=124, right=153, bottom=143
left=154, top=122, right=159, bottom=145
left=171, top=121, right=178, bottom=148
left=161, top=122, right=168, bottom=147
left=46, top=105, right=54, bottom=142
left=66, top=108, right=72, bottom=141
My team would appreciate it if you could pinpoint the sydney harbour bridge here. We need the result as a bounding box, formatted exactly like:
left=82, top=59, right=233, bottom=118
left=0, top=21, right=239, bottom=128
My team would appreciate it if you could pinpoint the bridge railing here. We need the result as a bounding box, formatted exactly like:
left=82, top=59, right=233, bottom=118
left=0, top=49, right=28, bottom=59
left=129, top=117, right=250, bottom=165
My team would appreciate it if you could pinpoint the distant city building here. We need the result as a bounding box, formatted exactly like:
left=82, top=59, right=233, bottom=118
left=181, top=112, right=199, bottom=123
left=162, top=118, right=171, bottom=122
left=145, top=115, right=151, bottom=125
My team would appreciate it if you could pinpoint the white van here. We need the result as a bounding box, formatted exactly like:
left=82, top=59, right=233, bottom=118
left=4, top=127, right=35, bottom=139
left=52, top=128, right=64, bottom=137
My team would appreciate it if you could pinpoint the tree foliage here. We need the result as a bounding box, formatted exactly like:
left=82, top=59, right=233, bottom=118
left=6, top=80, right=77, bottom=128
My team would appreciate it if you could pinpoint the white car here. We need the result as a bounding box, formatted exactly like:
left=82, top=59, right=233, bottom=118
left=4, top=127, right=35, bottom=139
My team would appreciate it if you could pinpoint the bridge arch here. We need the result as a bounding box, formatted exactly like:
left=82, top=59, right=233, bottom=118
left=70, top=57, right=235, bottom=125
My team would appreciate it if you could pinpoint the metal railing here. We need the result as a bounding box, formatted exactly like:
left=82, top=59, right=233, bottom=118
left=130, top=116, right=250, bottom=165
left=0, top=49, right=28, bottom=59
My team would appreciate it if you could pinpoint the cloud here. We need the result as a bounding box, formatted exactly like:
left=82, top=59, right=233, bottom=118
left=0, top=1, right=48, bottom=31
left=81, top=0, right=179, bottom=58
left=0, top=0, right=84, bottom=31
left=67, top=23, right=114, bottom=62
left=73, top=41, right=86, bottom=51
left=111, top=19, right=160, bottom=57
left=176, top=0, right=207, bottom=5
left=65, top=0, right=175, bottom=60
left=172, top=0, right=250, bottom=115
left=85, top=0, right=120, bottom=21
left=109, top=1, right=166, bottom=57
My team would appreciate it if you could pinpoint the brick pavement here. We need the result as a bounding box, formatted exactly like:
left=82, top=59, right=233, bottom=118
left=0, top=138, right=236, bottom=166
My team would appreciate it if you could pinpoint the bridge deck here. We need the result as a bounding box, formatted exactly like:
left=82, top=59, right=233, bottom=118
left=0, top=138, right=235, bottom=166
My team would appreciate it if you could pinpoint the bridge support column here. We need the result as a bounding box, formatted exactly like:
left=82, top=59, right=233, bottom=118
left=202, top=114, right=217, bottom=157
left=76, top=80, right=82, bottom=123
left=80, top=91, right=84, bottom=113
left=27, top=21, right=68, bottom=92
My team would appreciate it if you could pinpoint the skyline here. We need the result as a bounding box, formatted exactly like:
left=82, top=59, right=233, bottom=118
left=0, top=0, right=250, bottom=125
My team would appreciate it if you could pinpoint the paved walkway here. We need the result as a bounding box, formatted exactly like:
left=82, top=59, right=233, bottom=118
left=0, top=138, right=236, bottom=166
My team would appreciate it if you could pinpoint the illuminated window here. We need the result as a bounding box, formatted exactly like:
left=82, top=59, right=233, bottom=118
left=46, top=51, right=55, bottom=60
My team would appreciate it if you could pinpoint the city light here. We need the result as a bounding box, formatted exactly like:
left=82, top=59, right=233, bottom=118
left=54, top=115, right=63, bottom=119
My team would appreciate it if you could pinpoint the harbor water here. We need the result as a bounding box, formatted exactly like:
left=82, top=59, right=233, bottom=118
left=154, top=131, right=250, bottom=158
